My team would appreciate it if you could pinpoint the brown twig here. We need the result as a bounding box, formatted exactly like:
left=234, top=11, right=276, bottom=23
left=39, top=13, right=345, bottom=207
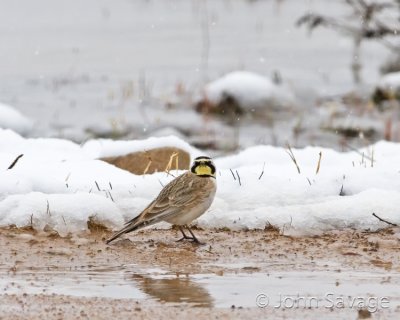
left=372, top=213, right=398, bottom=226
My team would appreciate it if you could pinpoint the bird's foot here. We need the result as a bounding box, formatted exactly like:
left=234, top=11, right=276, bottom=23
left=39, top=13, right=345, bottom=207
left=175, top=236, right=205, bottom=245
left=176, top=236, right=193, bottom=242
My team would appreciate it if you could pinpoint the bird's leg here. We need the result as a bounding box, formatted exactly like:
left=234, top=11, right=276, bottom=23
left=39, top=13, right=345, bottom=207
left=186, top=226, right=205, bottom=245
left=176, top=226, right=193, bottom=242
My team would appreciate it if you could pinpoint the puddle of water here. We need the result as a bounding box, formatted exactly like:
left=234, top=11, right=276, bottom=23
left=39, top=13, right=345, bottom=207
left=1, top=265, right=399, bottom=311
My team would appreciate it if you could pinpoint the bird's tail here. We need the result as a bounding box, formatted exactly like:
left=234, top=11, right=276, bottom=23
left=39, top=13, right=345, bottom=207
left=106, top=216, right=143, bottom=244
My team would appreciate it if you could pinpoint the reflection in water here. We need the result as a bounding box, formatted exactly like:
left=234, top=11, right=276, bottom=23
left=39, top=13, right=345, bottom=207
left=127, top=273, right=214, bottom=307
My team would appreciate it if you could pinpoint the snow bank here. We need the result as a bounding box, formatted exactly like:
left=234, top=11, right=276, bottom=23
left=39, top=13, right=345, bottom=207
left=0, top=193, right=124, bottom=237
left=82, top=136, right=200, bottom=158
left=0, top=103, right=33, bottom=135
left=203, top=142, right=400, bottom=234
left=1, top=128, right=400, bottom=236
left=378, top=71, right=400, bottom=91
left=203, top=71, right=294, bottom=111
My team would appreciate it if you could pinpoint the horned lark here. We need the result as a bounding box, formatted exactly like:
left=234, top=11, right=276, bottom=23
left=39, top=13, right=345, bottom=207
left=106, top=156, right=217, bottom=245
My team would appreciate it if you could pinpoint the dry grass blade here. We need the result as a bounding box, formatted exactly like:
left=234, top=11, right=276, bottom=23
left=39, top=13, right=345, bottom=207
left=142, top=150, right=152, bottom=175
left=164, top=151, right=179, bottom=177
left=344, top=142, right=374, bottom=162
left=143, top=159, right=152, bottom=175
left=315, top=151, right=322, bottom=174
left=285, top=143, right=301, bottom=174
left=64, top=172, right=71, bottom=182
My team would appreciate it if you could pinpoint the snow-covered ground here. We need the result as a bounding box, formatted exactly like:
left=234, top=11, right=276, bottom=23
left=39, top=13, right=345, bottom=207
left=1, top=128, right=399, bottom=236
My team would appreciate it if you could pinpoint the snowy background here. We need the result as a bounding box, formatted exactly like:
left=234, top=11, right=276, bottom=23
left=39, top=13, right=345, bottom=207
left=1, top=0, right=399, bottom=235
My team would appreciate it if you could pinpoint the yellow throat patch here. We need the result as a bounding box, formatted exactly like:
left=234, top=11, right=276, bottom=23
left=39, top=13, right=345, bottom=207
left=195, top=164, right=214, bottom=176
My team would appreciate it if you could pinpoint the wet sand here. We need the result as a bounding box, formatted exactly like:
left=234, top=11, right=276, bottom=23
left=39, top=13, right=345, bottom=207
left=1, top=226, right=399, bottom=319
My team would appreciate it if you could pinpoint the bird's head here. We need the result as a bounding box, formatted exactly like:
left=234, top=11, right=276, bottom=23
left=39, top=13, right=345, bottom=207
left=190, top=156, right=216, bottom=178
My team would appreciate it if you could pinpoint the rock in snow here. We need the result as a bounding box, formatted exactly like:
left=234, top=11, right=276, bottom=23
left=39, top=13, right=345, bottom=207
left=198, top=71, right=294, bottom=114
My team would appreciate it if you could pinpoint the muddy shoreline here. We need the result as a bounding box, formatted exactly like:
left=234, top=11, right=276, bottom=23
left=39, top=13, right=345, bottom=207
left=1, top=227, right=399, bottom=319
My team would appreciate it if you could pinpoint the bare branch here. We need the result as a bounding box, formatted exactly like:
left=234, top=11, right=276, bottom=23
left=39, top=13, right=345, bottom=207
left=297, top=0, right=400, bottom=56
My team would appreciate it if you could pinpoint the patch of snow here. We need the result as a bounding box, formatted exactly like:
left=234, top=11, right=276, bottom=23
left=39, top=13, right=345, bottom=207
left=203, top=71, right=294, bottom=111
left=1, top=129, right=400, bottom=236
left=82, top=135, right=200, bottom=159
left=0, top=103, right=33, bottom=135
left=378, top=72, right=400, bottom=91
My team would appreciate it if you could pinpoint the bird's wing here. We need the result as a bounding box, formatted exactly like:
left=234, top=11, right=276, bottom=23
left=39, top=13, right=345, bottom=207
left=138, top=173, right=209, bottom=223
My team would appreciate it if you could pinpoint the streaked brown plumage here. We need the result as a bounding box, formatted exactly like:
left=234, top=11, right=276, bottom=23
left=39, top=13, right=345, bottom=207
left=106, top=156, right=217, bottom=244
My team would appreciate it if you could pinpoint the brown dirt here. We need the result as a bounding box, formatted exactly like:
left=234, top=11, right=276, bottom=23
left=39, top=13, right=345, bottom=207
left=1, top=227, right=399, bottom=319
